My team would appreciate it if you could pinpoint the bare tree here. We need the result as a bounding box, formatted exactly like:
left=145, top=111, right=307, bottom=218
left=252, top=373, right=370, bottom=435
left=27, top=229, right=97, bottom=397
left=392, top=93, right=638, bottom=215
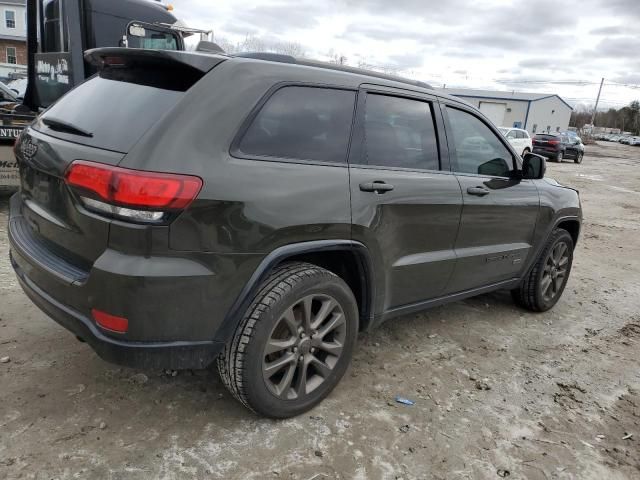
left=356, top=59, right=399, bottom=76
left=215, top=34, right=306, bottom=57
left=326, top=49, right=348, bottom=65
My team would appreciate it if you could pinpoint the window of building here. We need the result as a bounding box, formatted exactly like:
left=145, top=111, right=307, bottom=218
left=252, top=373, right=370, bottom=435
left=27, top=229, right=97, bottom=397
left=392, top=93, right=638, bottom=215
left=6, top=47, right=16, bottom=64
left=446, top=107, right=514, bottom=177
left=5, top=10, right=15, bottom=29
left=362, top=94, right=439, bottom=170
left=238, top=86, right=356, bottom=163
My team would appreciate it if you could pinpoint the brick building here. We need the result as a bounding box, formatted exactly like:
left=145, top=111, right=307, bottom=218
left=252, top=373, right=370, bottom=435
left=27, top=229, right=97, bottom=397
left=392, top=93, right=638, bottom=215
left=0, top=0, right=26, bottom=79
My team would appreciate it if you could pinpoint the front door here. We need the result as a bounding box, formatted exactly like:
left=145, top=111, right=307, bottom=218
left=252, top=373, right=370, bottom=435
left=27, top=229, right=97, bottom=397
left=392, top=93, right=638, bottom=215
left=349, top=89, right=463, bottom=312
left=442, top=104, right=540, bottom=293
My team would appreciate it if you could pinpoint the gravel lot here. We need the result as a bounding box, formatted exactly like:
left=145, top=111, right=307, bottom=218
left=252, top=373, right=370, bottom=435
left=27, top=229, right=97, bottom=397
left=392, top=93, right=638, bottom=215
left=1, top=142, right=639, bottom=480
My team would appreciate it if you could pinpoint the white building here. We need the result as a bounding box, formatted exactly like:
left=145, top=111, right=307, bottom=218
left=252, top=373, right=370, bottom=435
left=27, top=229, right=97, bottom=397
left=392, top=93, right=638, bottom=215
left=439, top=88, right=573, bottom=136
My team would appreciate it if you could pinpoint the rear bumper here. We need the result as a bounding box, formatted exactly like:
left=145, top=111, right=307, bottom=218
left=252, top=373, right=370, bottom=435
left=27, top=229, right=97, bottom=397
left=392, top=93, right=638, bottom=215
left=11, top=252, right=223, bottom=369
left=8, top=193, right=263, bottom=370
left=532, top=148, right=559, bottom=158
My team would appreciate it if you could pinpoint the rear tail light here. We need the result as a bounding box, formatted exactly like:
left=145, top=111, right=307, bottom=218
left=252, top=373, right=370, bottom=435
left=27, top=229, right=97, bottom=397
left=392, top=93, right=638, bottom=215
left=65, top=160, right=202, bottom=223
left=547, top=139, right=560, bottom=145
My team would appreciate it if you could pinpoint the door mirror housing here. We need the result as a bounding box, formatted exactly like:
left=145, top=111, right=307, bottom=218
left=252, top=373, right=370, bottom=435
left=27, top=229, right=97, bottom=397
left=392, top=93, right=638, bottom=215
left=522, top=153, right=546, bottom=180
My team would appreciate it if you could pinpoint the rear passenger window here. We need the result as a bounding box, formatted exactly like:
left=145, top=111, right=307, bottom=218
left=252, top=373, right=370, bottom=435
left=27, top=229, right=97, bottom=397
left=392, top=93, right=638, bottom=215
left=238, top=86, right=356, bottom=163
left=362, top=94, right=439, bottom=170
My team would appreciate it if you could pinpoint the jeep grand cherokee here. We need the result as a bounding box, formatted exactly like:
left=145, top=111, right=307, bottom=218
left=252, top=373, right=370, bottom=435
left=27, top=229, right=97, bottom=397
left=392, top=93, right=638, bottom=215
left=9, top=48, right=582, bottom=418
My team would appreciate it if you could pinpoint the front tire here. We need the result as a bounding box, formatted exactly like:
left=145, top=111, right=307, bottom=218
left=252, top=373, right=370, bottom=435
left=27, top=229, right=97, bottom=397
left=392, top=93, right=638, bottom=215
left=217, top=262, right=358, bottom=418
left=512, top=229, right=574, bottom=312
left=574, top=152, right=583, bottom=164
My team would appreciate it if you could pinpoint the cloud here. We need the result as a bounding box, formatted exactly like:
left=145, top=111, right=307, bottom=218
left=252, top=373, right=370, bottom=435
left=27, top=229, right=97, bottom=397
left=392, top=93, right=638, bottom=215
left=611, top=72, right=640, bottom=84
left=590, top=26, right=626, bottom=35
left=518, top=58, right=576, bottom=74
left=234, top=2, right=325, bottom=31
left=583, top=36, right=640, bottom=59
left=340, top=24, right=439, bottom=44
left=386, top=52, right=426, bottom=69
left=172, top=0, right=640, bottom=106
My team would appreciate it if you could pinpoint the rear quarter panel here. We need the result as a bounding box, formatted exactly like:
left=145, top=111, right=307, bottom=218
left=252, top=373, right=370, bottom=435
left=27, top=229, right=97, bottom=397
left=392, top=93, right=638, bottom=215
left=120, top=60, right=353, bottom=254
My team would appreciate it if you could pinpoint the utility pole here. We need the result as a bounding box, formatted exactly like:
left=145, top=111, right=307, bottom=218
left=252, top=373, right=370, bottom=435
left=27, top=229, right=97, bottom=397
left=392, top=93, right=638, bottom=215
left=590, top=77, right=604, bottom=128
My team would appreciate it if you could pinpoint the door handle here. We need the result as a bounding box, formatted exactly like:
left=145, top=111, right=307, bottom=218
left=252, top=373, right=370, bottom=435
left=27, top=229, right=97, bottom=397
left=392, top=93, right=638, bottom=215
left=467, top=186, right=490, bottom=196
left=359, top=181, right=395, bottom=194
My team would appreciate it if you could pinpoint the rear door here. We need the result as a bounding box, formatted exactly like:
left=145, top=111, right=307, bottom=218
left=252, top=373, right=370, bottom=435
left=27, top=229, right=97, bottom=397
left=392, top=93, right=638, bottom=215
left=442, top=103, right=540, bottom=293
left=349, top=87, right=462, bottom=312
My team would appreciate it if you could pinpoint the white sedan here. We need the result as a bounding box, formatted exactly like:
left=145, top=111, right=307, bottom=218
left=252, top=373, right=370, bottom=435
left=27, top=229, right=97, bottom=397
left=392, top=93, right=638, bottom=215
left=498, top=127, right=533, bottom=157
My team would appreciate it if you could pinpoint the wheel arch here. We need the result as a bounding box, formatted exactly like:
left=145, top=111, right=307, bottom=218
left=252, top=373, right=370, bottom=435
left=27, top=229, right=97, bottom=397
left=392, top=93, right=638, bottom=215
left=556, top=218, right=581, bottom=248
left=215, top=240, right=375, bottom=344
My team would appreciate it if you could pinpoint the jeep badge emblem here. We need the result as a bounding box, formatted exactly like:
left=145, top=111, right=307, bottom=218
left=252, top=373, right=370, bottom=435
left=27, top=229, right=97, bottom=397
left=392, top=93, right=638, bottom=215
left=20, top=135, right=38, bottom=160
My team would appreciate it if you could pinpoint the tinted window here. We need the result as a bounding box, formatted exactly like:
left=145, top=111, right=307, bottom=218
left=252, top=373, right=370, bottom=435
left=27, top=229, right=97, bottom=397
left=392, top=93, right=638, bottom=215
left=239, top=87, right=356, bottom=163
left=446, top=107, right=513, bottom=177
left=362, top=94, right=439, bottom=170
left=506, top=130, right=517, bottom=139
left=38, top=69, right=199, bottom=152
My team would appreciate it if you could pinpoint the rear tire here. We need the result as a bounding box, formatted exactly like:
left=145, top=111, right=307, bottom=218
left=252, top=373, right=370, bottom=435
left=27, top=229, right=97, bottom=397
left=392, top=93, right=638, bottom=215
left=556, top=151, right=564, bottom=163
left=512, top=229, right=574, bottom=312
left=217, top=262, right=358, bottom=418
left=574, top=152, right=583, bottom=164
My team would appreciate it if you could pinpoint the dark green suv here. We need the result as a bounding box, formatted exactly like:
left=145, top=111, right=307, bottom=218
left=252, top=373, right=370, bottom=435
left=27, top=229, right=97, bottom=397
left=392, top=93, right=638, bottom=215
left=8, top=48, right=582, bottom=418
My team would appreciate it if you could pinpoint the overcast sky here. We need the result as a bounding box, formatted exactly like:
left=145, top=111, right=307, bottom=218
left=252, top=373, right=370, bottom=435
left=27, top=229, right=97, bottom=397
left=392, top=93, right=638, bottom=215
left=172, top=0, right=640, bottom=109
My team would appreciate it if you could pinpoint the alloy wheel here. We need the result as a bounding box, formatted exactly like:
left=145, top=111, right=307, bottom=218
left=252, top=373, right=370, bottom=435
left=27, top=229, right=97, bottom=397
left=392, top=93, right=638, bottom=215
left=541, top=241, right=570, bottom=302
left=262, top=294, right=346, bottom=400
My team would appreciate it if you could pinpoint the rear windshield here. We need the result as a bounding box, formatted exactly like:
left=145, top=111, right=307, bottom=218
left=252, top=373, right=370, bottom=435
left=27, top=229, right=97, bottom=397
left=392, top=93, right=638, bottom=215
left=535, top=134, right=558, bottom=140
left=36, top=68, right=199, bottom=153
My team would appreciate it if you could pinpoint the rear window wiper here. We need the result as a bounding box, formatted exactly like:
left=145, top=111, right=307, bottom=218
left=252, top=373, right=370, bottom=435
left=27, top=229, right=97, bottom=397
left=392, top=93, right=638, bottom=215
left=42, top=117, right=94, bottom=138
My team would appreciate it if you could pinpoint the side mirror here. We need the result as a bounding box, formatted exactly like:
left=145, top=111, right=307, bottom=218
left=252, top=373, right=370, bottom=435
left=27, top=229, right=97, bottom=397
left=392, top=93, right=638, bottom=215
left=522, top=153, right=546, bottom=180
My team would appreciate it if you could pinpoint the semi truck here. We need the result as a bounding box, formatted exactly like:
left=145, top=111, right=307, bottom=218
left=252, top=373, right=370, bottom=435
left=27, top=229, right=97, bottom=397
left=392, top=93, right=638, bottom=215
left=1, top=0, right=213, bottom=192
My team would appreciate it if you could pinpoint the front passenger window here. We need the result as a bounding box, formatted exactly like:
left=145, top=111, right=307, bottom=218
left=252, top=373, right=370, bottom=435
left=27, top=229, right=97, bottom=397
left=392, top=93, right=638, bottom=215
left=446, top=107, right=514, bottom=177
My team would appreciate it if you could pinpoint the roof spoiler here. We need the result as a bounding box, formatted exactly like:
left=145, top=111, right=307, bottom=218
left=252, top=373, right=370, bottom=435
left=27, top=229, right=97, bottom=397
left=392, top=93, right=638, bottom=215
left=84, top=47, right=227, bottom=74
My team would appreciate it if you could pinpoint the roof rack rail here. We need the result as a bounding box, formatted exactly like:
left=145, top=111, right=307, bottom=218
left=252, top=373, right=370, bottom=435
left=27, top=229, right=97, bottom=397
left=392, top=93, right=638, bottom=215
left=233, top=52, right=432, bottom=90
left=234, top=52, right=296, bottom=64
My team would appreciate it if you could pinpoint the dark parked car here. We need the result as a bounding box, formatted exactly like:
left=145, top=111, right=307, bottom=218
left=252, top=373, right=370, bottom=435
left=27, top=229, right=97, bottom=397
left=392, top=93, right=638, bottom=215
left=8, top=48, right=582, bottom=418
left=532, top=133, right=585, bottom=163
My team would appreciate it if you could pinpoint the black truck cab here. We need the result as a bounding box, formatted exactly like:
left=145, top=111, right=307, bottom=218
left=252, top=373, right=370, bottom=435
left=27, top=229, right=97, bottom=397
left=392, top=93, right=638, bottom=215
left=26, top=0, right=183, bottom=109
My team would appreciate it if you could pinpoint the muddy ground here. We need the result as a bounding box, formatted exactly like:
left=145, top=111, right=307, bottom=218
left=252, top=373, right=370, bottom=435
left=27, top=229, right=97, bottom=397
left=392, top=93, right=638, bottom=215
left=1, top=142, right=639, bottom=480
